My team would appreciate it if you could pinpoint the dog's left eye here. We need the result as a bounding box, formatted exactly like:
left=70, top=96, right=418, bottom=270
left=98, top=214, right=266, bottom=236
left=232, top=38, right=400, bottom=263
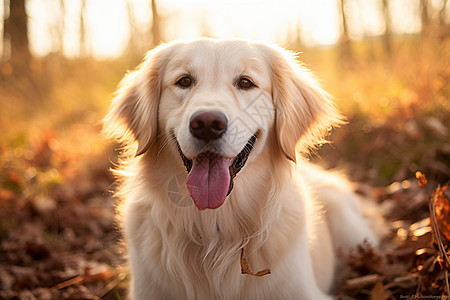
left=176, top=76, right=193, bottom=88
left=237, top=77, right=255, bottom=90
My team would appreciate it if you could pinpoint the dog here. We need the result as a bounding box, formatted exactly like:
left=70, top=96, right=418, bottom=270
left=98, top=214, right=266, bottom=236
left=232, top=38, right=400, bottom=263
left=103, top=38, right=381, bottom=299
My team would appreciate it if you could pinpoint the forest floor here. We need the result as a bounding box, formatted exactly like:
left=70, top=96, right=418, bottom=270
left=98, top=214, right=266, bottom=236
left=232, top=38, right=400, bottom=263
left=0, top=36, right=449, bottom=299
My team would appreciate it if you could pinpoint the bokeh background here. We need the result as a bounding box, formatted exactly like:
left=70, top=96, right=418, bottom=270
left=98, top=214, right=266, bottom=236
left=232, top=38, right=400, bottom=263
left=0, top=0, right=449, bottom=299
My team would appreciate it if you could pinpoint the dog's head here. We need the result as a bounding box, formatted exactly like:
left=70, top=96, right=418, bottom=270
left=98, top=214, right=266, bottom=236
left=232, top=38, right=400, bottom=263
left=104, top=38, right=342, bottom=210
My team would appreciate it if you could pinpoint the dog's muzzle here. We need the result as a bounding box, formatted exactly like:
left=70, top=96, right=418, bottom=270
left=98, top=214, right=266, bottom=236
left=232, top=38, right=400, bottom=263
left=176, top=134, right=257, bottom=210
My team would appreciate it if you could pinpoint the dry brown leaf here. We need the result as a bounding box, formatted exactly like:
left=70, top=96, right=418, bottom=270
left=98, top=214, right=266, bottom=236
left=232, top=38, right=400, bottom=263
left=416, top=171, right=428, bottom=187
left=370, top=280, right=387, bottom=300
left=83, top=265, right=114, bottom=283
left=433, top=184, right=450, bottom=243
left=31, top=130, right=56, bottom=168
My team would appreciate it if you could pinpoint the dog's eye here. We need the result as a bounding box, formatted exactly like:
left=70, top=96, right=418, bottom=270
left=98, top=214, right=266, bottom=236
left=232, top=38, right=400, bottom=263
left=176, top=76, right=193, bottom=88
left=237, top=77, right=255, bottom=90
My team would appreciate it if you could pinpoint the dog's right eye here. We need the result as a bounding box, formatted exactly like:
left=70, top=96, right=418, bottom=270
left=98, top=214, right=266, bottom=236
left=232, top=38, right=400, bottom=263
left=236, top=77, right=256, bottom=90
left=176, top=76, right=193, bottom=89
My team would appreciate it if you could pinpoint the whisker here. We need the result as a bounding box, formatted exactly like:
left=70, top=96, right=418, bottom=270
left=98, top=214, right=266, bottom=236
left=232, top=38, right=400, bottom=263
left=156, top=134, right=177, bottom=159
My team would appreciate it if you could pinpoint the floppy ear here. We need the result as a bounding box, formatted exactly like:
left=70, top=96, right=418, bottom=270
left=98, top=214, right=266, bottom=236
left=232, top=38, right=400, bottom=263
left=259, top=44, right=344, bottom=162
left=103, top=44, right=171, bottom=156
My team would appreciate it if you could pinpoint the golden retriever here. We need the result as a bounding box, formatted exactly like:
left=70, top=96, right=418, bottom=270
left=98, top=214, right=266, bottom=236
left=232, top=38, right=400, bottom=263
left=104, top=38, right=381, bottom=300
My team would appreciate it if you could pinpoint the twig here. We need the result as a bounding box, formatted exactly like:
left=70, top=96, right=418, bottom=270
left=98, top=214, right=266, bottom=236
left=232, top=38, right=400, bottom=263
left=345, top=274, right=380, bottom=289
left=98, top=271, right=128, bottom=298
left=429, top=186, right=450, bottom=267
left=55, top=275, right=83, bottom=289
left=445, top=270, right=450, bottom=297
left=429, top=192, right=450, bottom=296
left=416, top=172, right=450, bottom=296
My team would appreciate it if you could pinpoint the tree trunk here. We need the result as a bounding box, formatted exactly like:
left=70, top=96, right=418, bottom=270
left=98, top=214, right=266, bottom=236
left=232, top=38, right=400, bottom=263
left=3, top=0, right=31, bottom=65
left=151, top=0, right=162, bottom=47
left=126, top=0, right=139, bottom=55
left=421, top=0, right=429, bottom=34
left=382, top=0, right=392, bottom=53
left=440, top=0, right=448, bottom=25
left=58, top=0, right=66, bottom=54
left=2, top=1, right=10, bottom=60
left=79, top=0, right=88, bottom=57
left=338, top=0, right=353, bottom=62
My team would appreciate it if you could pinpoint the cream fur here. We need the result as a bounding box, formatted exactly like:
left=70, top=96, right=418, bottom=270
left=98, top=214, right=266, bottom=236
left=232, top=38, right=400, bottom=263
left=103, top=38, right=381, bottom=300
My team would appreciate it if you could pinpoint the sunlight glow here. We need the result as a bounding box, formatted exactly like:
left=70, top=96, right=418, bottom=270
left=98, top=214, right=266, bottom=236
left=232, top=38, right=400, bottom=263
left=85, top=0, right=130, bottom=58
left=161, top=0, right=340, bottom=46
left=2, top=0, right=430, bottom=59
left=24, top=0, right=344, bottom=58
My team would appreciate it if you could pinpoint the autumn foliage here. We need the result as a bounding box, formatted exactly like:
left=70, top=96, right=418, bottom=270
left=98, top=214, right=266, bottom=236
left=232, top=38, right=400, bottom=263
left=334, top=174, right=450, bottom=299
left=0, top=34, right=449, bottom=298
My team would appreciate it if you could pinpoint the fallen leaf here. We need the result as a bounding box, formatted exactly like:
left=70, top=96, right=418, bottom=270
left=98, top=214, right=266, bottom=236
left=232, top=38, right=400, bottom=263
left=433, top=184, right=450, bottom=244
left=416, top=171, right=428, bottom=187
left=370, top=280, right=387, bottom=300
left=31, top=130, right=56, bottom=168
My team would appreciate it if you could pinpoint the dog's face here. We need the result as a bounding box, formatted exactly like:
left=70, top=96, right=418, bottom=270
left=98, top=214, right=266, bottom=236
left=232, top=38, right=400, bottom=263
left=158, top=40, right=275, bottom=210
left=104, top=38, right=342, bottom=210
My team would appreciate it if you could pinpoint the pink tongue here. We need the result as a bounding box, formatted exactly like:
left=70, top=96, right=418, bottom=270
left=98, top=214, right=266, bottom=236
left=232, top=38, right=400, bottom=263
left=186, top=155, right=233, bottom=210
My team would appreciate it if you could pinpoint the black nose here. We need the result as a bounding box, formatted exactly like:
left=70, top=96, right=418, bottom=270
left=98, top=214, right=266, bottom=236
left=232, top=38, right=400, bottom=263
left=189, top=111, right=228, bottom=142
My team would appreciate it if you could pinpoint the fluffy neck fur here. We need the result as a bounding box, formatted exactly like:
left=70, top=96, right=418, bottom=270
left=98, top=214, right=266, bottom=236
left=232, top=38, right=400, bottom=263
left=117, top=134, right=293, bottom=298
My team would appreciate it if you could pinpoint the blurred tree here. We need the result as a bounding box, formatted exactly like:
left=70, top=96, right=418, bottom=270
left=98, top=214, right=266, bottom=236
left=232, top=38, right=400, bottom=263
left=58, top=0, right=65, bottom=54
left=151, top=0, right=162, bottom=46
left=51, top=0, right=66, bottom=55
left=2, top=1, right=9, bottom=60
left=200, top=13, right=212, bottom=38
left=382, top=0, right=392, bottom=53
left=285, top=21, right=304, bottom=50
left=292, top=21, right=303, bottom=50
left=3, top=0, right=31, bottom=67
left=126, top=0, right=139, bottom=55
left=440, top=0, right=448, bottom=25
left=338, top=0, right=353, bottom=62
left=79, top=0, right=88, bottom=57
left=421, top=0, right=430, bottom=33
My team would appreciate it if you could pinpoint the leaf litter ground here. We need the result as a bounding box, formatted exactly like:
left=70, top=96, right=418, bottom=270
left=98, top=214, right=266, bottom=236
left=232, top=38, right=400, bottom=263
left=0, top=131, right=449, bottom=300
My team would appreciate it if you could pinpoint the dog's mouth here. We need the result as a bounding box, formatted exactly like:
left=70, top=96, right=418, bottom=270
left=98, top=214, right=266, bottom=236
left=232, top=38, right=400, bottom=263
left=176, top=135, right=257, bottom=210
